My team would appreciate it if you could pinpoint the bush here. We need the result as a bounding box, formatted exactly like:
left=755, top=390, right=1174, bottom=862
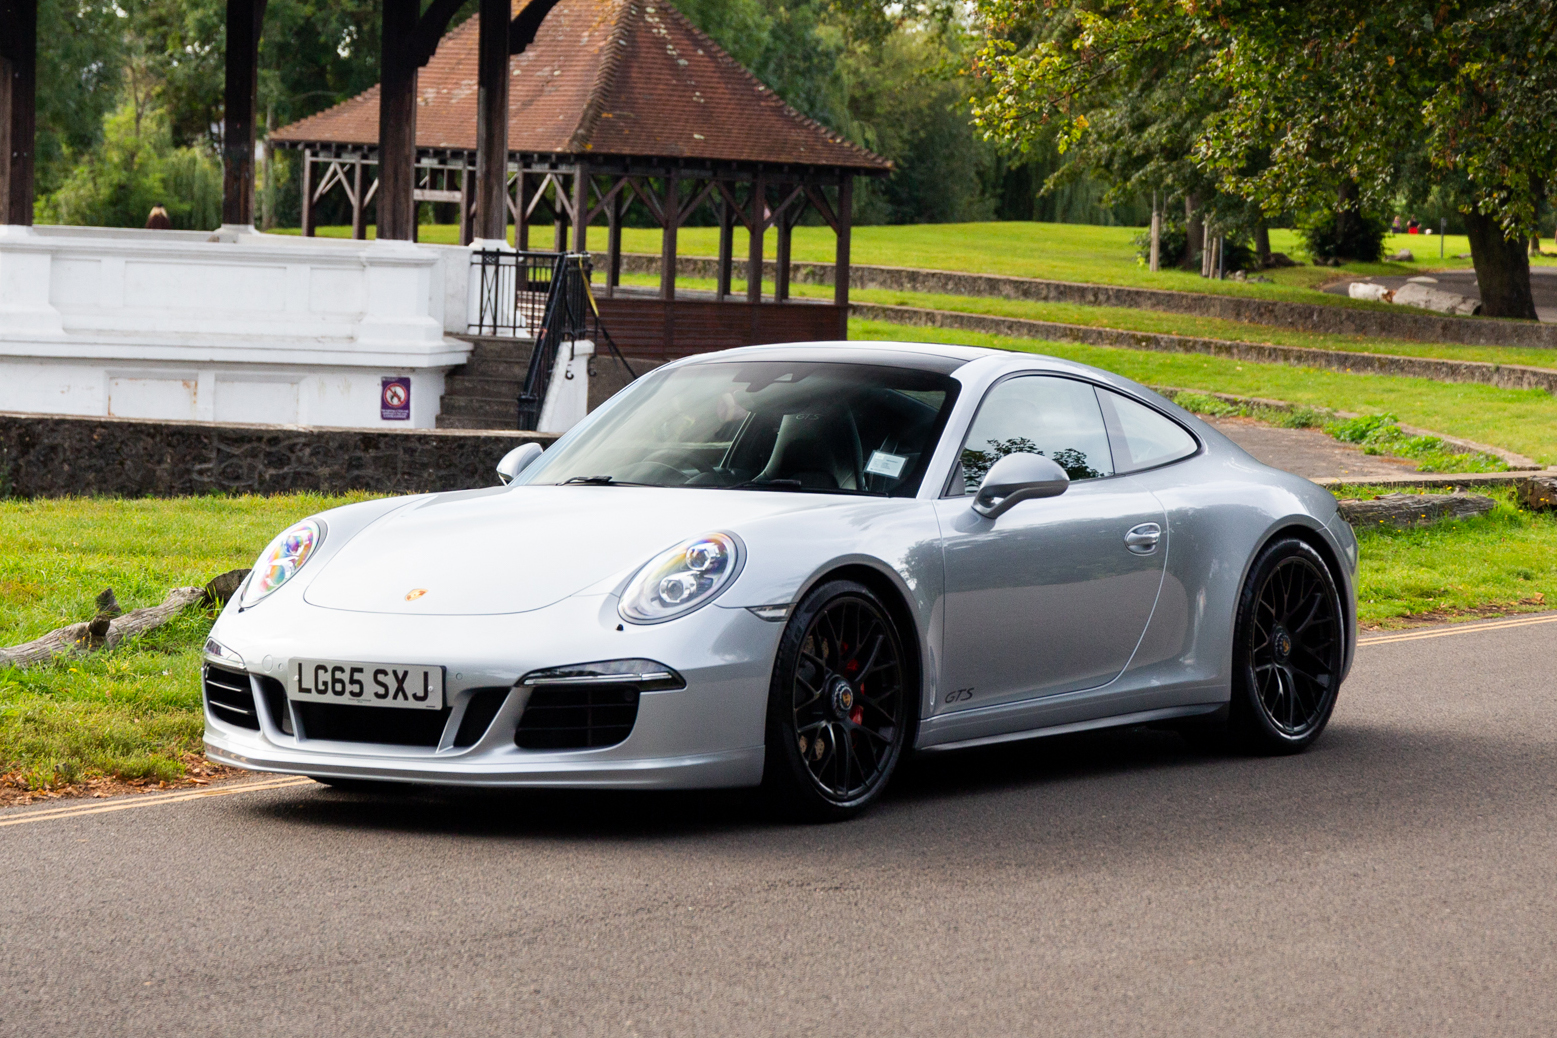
left=1325, top=413, right=1507, bottom=473
left=1299, top=207, right=1388, bottom=263
left=1134, top=218, right=1188, bottom=266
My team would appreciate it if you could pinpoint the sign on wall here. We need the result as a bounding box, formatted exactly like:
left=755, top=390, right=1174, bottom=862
left=381, top=377, right=411, bottom=421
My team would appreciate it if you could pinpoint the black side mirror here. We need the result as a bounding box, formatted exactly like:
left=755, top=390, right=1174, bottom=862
left=972, top=452, right=1069, bottom=519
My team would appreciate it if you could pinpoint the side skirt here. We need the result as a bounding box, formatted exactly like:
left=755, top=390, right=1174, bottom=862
left=916, top=703, right=1226, bottom=754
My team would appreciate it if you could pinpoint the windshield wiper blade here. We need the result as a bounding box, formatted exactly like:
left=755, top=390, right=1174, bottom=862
left=724, top=479, right=807, bottom=491
left=562, top=475, right=620, bottom=485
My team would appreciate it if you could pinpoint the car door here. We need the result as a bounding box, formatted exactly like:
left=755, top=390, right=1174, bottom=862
left=934, top=375, right=1167, bottom=714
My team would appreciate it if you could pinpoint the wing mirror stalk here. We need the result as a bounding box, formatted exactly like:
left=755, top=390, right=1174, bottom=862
left=496, top=442, right=544, bottom=485
left=971, top=452, right=1069, bottom=519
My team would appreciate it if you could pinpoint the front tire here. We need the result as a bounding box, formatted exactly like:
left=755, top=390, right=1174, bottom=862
left=1227, top=537, right=1346, bottom=753
left=761, top=580, right=912, bottom=822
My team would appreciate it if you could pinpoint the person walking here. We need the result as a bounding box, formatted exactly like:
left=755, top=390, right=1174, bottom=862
left=145, top=204, right=172, bottom=230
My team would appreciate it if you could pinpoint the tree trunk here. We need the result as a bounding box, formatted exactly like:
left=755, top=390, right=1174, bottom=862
left=1532, top=234, right=1543, bottom=257
left=1181, top=194, right=1202, bottom=271
left=1255, top=221, right=1272, bottom=268
left=1463, top=210, right=1538, bottom=320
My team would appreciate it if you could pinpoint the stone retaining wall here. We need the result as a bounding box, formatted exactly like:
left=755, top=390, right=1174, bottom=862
left=0, top=412, right=555, bottom=498
left=849, top=302, right=1557, bottom=397
left=612, top=253, right=1557, bottom=350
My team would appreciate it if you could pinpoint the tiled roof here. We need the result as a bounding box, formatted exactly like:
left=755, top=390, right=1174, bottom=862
left=270, top=0, right=889, bottom=172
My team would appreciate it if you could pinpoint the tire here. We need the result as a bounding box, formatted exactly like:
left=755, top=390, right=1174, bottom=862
left=1226, top=537, right=1346, bottom=754
left=761, top=580, right=913, bottom=822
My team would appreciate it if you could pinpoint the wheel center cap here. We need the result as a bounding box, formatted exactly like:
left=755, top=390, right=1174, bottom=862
left=1272, top=626, right=1294, bottom=662
left=830, top=678, right=855, bottom=717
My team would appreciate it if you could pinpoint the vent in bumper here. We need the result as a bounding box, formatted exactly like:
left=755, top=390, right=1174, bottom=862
left=294, top=701, right=452, bottom=747
left=204, top=664, right=260, bottom=730
left=254, top=675, right=294, bottom=736
left=515, top=684, right=640, bottom=751
left=453, top=688, right=511, bottom=748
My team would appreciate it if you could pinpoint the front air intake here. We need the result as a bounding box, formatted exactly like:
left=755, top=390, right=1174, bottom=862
left=514, top=684, right=641, bottom=751
left=204, top=663, right=260, bottom=731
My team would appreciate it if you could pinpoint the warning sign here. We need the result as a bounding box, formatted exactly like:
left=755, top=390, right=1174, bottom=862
left=381, top=377, right=411, bottom=420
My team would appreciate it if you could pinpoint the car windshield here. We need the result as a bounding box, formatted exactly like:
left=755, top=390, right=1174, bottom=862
left=524, top=360, right=961, bottom=496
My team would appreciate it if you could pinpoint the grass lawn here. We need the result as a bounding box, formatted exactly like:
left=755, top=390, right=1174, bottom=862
left=274, top=222, right=1557, bottom=310
left=851, top=318, right=1557, bottom=464
left=1334, top=485, right=1557, bottom=626
left=0, top=494, right=372, bottom=791
left=613, top=272, right=1557, bottom=372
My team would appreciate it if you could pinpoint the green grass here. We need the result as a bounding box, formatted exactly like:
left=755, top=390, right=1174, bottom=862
left=273, top=221, right=1557, bottom=310
left=1333, top=486, right=1557, bottom=625
left=850, top=318, right=1557, bottom=464
left=0, top=494, right=374, bottom=789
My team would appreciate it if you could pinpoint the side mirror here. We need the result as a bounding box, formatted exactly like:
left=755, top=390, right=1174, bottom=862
left=496, top=442, right=544, bottom=485
left=972, top=452, right=1069, bottom=519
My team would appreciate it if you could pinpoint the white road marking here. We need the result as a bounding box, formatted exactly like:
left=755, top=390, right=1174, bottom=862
left=0, top=775, right=314, bottom=828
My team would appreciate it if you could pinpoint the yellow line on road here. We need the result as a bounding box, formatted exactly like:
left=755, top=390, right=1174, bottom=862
left=0, top=775, right=314, bottom=828
left=1359, top=612, right=1557, bottom=648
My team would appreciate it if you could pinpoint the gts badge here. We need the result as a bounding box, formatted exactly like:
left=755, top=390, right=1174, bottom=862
left=944, top=687, right=975, bottom=704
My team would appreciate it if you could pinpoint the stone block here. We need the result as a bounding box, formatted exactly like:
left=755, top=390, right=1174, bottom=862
left=1515, top=475, right=1557, bottom=512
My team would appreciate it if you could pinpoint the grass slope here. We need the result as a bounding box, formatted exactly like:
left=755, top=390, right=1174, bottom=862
left=850, top=318, right=1557, bottom=464
left=0, top=494, right=373, bottom=789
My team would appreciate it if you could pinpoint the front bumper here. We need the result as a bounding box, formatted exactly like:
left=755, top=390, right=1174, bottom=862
left=202, top=593, right=779, bottom=790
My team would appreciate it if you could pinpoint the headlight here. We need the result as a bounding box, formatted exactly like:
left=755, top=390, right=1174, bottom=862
left=240, top=519, right=324, bottom=608
left=619, top=532, right=741, bottom=624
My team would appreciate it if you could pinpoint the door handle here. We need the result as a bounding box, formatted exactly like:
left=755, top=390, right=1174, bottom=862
left=1125, top=523, right=1162, bottom=555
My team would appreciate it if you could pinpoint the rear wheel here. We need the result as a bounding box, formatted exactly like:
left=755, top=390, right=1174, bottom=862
left=761, top=580, right=912, bottom=822
left=1227, top=537, right=1345, bottom=753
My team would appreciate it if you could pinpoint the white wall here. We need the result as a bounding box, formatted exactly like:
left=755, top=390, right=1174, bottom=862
left=0, top=224, right=473, bottom=430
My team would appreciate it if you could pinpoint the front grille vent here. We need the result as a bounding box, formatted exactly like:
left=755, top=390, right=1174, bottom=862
left=515, top=684, right=640, bottom=751
left=255, top=675, right=294, bottom=735
left=453, top=688, right=511, bottom=748
left=204, top=664, right=260, bottom=731
left=293, top=701, right=451, bottom=747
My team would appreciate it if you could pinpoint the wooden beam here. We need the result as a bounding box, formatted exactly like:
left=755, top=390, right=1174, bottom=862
left=410, top=0, right=468, bottom=66
left=300, top=149, right=314, bottom=236
left=571, top=163, right=589, bottom=253
left=509, top=0, right=563, bottom=55
left=377, top=0, right=418, bottom=240
left=834, top=173, right=852, bottom=308
left=775, top=201, right=794, bottom=302
left=660, top=174, right=678, bottom=301
left=747, top=172, right=765, bottom=304
left=515, top=171, right=529, bottom=250
left=221, top=0, right=267, bottom=227
left=716, top=191, right=734, bottom=301
left=607, top=186, right=623, bottom=297
left=351, top=158, right=366, bottom=239
left=473, top=0, right=509, bottom=242
left=0, top=0, right=32, bottom=226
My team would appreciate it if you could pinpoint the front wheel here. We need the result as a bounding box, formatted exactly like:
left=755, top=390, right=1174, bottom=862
left=761, top=580, right=912, bottom=822
left=1227, top=537, right=1346, bottom=753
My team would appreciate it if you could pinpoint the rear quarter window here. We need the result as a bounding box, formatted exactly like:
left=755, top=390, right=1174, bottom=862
left=1097, top=389, right=1199, bottom=473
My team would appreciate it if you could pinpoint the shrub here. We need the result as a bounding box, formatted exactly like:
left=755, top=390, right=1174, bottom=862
left=1134, top=218, right=1189, bottom=267
left=1299, top=207, right=1388, bottom=263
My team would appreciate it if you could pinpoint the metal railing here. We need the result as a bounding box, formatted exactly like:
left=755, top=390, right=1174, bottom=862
left=467, top=249, right=561, bottom=338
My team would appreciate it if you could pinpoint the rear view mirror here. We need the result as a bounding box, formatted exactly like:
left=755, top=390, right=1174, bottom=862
left=972, top=452, right=1069, bottom=519
left=496, top=443, right=544, bottom=485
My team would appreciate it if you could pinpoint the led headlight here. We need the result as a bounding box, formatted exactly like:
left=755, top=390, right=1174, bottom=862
left=239, top=518, right=324, bottom=608
left=619, top=532, right=741, bottom=624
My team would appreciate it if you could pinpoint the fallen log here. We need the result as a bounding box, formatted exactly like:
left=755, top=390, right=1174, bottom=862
left=0, top=586, right=206, bottom=669
left=1338, top=492, right=1495, bottom=529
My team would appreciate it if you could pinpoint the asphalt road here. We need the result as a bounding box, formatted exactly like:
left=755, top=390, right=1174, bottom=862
left=5, top=615, right=1557, bottom=1037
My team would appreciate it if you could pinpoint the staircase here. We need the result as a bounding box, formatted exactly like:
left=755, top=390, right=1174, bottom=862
left=435, top=336, right=536, bottom=430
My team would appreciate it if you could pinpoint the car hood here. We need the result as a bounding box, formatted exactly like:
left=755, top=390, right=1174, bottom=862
left=302, top=484, right=859, bottom=616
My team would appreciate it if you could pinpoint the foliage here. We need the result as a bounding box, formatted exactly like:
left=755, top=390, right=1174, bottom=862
left=1299, top=208, right=1389, bottom=264
left=1169, top=393, right=1327, bottom=430
left=39, top=104, right=222, bottom=230
left=1133, top=217, right=1186, bottom=268
left=1324, top=414, right=1507, bottom=473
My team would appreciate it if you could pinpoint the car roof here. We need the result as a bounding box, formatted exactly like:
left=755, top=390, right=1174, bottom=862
left=668, top=339, right=1001, bottom=373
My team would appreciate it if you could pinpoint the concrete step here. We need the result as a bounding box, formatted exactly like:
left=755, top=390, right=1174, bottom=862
left=456, top=357, right=531, bottom=380
left=439, top=395, right=518, bottom=420
left=445, top=375, right=522, bottom=399
left=436, top=414, right=517, bottom=431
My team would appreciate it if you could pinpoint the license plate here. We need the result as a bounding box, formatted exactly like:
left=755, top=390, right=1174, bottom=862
left=288, top=660, right=444, bottom=710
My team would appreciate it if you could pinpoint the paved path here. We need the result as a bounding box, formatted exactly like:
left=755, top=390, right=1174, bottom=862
left=5, top=614, right=1557, bottom=1037
left=1208, top=417, right=1420, bottom=480
left=1321, top=266, right=1557, bottom=322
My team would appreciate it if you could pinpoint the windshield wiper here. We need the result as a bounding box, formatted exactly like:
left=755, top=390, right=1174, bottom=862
left=725, top=478, right=805, bottom=491
left=558, top=475, right=657, bottom=487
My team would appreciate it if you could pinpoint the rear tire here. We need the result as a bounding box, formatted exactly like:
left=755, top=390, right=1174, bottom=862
left=1226, top=537, right=1346, bottom=754
left=761, top=580, right=913, bottom=822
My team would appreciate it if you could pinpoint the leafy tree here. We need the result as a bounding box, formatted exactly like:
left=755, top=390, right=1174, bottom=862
left=34, top=0, right=126, bottom=196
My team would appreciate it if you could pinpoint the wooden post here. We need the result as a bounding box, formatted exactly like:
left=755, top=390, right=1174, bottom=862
left=221, top=0, right=267, bottom=227
left=473, top=0, right=509, bottom=242
left=747, top=172, right=765, bottom=304
left=351, top=157, right=365, bottom=239
left=300, top=149, right=314, bottom=236
left=660, top=174, right=678, bottom=300
left=0, top=0, right=31, bottom=226
left=571, top=162, right=588, bottom=253
left=717, top=189, right=734, bottom=301
left=775, top=194, right=793, bottom=303
left=552, top=176, right=566, bottom=253
left=833, top=173, right=852, bottom=308
left=1149, top=191, right=1160, bottom=273
left=459, top=165, right=474, bottom=245
left=606, top=185, right=623, bottom=297
left=377, top=0, right=418, bottom=240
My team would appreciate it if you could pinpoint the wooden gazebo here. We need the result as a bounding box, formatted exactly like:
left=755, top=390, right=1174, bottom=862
left=269, top=0, right=890, bottom=359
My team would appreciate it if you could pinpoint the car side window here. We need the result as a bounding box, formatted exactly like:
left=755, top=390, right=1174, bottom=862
left=952, top=375, right=1115, bottom=494
left=1096, top=389, right=1199, bottom=473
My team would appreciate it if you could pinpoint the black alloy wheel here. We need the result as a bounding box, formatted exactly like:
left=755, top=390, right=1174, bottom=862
left=1229, top=537, right=1346, bottom=753
left=763, top=580, right=911, bottom=821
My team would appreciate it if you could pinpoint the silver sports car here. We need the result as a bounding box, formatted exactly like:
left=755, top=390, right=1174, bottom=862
left=203, top=340, right=1357, bottom=819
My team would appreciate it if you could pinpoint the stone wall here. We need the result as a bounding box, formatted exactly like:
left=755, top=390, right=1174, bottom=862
left=611, top=252, right=1557, bottom=350
left=0, top=412, right=555, bottom=498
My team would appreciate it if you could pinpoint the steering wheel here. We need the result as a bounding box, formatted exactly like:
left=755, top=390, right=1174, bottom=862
left=643, top=448, right=717, bottom=476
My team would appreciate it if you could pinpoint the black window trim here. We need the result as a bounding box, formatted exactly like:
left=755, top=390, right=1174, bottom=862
left=939, top=371, right=1203, bottom=498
